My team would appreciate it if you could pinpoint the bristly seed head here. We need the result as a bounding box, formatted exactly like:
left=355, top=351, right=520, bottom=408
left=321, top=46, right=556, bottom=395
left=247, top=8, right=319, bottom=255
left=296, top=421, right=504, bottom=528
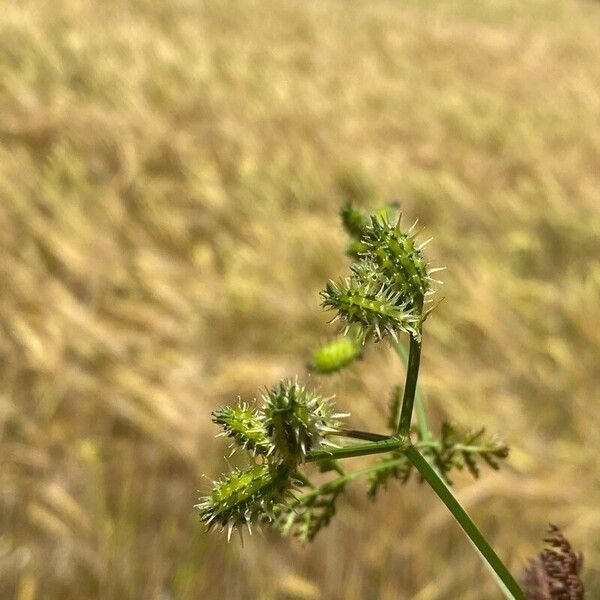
left=196, top=464, right=295, bottom=539
left=340, top=203, right=369, bottom=239
left=260, top=379, right=346, bottom=466
left=212, top=403, right=270, bottom=455
left=323, top=210, right=442, bottom=342
left=360, top=213, right=432, bottom=303
left=321, top=260, right=421, bottom=343
left=340, top=203, right=402, bottom=258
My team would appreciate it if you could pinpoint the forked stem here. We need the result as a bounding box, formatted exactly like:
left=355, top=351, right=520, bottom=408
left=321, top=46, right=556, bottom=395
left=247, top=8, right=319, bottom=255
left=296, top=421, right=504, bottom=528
left=307, top=440, right=525, bottom=598
left=388, top=324, right=524, bottom=598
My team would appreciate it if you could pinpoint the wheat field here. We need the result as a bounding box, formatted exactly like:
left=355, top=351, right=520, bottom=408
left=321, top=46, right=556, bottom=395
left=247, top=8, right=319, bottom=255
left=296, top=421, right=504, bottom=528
left=1, top=0, right=599, bottom=598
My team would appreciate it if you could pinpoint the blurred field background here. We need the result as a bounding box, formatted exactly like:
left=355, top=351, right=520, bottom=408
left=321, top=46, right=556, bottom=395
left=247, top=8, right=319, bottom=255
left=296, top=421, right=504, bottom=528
left=1, top=0, right=599, bottom=598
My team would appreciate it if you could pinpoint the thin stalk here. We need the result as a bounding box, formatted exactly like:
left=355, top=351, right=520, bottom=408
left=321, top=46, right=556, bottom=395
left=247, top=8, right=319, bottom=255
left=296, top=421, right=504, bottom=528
left=338, top=429, right=390, bottom=442
left=296, top=455, right=410, bottom=501
left=306, top=436, right=408, bottom=463
left=337, top=433, right=500, bottom=461
left=405, top=445, right=525, bottom=600
left=390, top=335, right=431, bottom=441
left=396, top=334, right=422, bottom=437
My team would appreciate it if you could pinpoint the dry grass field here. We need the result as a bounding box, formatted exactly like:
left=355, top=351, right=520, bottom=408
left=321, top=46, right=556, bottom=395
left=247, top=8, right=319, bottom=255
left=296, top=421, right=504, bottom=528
left=1, top=0, right=599, bottom=598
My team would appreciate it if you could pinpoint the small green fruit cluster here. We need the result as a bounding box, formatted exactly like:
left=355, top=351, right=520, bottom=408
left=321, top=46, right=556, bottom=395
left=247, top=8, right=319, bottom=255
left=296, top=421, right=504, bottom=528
left=197, top=380, right=347, bottom=537
left=197, top=464, right=295, bottom=540
left=262, top=380, right=345, bottom=465
left=321, top=211, right=438, bottom=343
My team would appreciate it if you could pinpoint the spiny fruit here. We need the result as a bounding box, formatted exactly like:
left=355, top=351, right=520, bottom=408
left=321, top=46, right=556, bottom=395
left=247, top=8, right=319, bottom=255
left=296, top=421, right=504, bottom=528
left=212, top=403, right=270, bottom=455
left=340, top=202, right=401, bottom=258
left=308, top=335, right=362, bottom=374
left=196, top=464, right=294, bottom=540
left=340, top=203, right=369, bottom=238
left=361, top=214, right=433, bottom=304
left=321, top=260, right=421, bottom=343
left=261, top=379, right=346, bottom=465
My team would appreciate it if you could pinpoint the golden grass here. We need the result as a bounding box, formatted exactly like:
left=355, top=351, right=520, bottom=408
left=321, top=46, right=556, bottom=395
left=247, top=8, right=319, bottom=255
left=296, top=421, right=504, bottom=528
left=1, top=0, right=599, bottom=597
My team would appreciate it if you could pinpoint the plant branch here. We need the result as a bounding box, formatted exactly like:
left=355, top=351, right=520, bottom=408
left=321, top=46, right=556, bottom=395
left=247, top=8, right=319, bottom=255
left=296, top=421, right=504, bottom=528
left=396, top=333, right=422, bottom=437
left=306, top=436, right=409, bottom=463
left=338, top=429, right=390, bottom=442
left=405, top=445, right=525, bottom=600
left=295, top=454, right=412, bottom=503
left=390, top=335, right=431, bottom=441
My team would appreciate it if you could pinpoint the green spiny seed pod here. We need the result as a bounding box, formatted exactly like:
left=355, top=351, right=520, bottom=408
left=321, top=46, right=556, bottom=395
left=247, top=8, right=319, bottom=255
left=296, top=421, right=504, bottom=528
left=261, top=379, right=345, bottom=465
left=308, top=335, right=362, bottom=374
left=340, top=203, right=368, bottom=238
left=320, top=262, right=420, bottom=343
left=342, top=203, right=403, bottom=259
left=196, top=464, right=293, bottom=539
left=212, top=403, right=270, bottom=455
left=361, top=214, right=432, bottom=305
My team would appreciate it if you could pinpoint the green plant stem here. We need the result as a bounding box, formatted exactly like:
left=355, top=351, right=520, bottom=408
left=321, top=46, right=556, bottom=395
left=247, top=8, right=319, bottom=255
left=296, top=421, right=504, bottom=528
left=338, top=431, right=494, bottom=458
left=405, top=445, right=525, bottom=600
left=306, top=436, right=408, bottom=463
left=396, top=334, right=422, bottom=437
left=296, top=455, right=410, bottom=502
left=390, top=335, right=430, bottom=441
left=339, top=429, right=389, bottom=442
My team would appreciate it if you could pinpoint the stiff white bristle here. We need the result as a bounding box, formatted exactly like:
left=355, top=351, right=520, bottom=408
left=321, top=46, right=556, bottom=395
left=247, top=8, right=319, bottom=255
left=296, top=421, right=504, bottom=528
left=417, top=237, right=433, bottom=251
